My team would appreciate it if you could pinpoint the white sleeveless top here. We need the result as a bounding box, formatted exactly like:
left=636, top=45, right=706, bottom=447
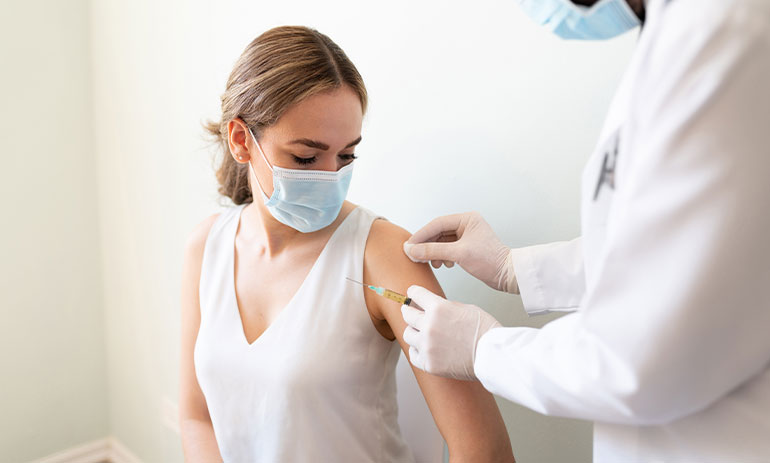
left=194, top=204, right=415, bottom=463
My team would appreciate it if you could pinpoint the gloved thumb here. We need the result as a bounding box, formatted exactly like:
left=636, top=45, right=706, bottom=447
left=403, top=241, right=460, bottom=264
left=406, top=285, right=446, bottom=311
left=408, top=346, right=425, bottom=371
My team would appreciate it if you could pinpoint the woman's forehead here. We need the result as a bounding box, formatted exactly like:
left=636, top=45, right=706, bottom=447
left=270, top=88, right=363, bottom=147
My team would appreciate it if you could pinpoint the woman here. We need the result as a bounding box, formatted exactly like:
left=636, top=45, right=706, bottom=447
left=179, top=25, right=514, bottom=463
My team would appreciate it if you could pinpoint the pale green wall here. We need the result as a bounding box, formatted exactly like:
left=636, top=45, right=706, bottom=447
left=0, top=1, right=109, bottom=462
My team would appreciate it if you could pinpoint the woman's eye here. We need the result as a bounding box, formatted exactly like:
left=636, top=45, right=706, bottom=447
left=292, top=155, right=317, bottom=165
left=339, top=154, right=358, bottom=162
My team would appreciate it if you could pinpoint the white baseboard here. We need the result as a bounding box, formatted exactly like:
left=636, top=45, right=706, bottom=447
left=28, top=437, right=143, bottom=463
left=107, top=438, right=144, bottom=463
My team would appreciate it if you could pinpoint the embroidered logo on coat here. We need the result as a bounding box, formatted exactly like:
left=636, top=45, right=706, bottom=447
left=593, top=131, right=620, bottom=201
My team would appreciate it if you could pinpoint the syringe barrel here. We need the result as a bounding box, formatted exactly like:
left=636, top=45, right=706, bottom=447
left=381, top=289, right=410, bottom=305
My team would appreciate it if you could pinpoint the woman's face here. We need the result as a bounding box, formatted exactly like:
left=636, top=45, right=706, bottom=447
left=246, top=85, right=364, bottom=198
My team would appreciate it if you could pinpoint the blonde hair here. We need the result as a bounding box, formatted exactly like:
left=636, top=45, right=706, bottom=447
left=205, top=26, right=368, bottom=205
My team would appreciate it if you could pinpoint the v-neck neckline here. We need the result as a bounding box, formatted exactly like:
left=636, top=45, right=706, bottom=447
left=231, top=204, right=360, bottom=347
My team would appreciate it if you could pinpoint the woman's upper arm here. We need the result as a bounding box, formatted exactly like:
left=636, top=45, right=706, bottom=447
left=364, top=219, right=514, bottom=462
left=179, top=213, right=220, bottom=423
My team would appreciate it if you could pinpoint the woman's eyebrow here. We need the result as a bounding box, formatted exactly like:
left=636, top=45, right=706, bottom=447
left=289, top=136, right=362, bottom=151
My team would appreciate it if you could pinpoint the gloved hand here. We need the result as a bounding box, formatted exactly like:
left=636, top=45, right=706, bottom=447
left=403, top=212, right=519, bottom=294
left=401, top=285, right=502, bottom=381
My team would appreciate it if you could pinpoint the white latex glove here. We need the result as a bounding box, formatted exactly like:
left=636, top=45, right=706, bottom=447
left=401, top=285, right=502, bottom=381
left=403, top=212, right=519, bottom=294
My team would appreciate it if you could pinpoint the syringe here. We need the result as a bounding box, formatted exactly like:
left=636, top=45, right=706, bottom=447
left=345, top=277, right=413, bottom=306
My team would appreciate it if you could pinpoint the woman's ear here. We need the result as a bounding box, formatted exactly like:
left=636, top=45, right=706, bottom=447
left=227, top=118, right=251, bottom=163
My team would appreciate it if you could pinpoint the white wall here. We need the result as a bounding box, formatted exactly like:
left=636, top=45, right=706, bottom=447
left=0, top=1, right=108, bottom=462
left=2, top=0, right=637, bottom=461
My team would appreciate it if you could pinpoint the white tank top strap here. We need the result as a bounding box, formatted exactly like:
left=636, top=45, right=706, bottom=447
left=198, top=204, right=243, bottom=321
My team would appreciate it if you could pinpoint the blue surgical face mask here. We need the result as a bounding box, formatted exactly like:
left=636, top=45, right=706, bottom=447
left=247, top=128, right=353, bottom=233
left=518, top=0, right=641, bottom=40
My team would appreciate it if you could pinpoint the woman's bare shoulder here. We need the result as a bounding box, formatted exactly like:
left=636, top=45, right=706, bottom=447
left=363, top=217, right=444, bottom=318
left=183, top=212, right=222, bottom=262
left=365, top=217, right=440, bottom=282
left=364, top=218, right=426, bottom=276
left=366, top=218, right=411, bottom=255
left=180, top=212, right=223, bottom=325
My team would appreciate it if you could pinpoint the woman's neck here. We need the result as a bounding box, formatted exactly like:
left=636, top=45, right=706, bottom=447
left=242, top=201, right=306, bottom=257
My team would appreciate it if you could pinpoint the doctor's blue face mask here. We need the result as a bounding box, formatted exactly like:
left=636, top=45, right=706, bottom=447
left=518, top=0, right=641, bottom=40
left=247, top=128, right=354, bottom=233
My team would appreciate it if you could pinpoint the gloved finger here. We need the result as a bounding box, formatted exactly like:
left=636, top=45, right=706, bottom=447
left=402, top=325, right=421, bottom=349
left=401, top=304, right=425, bottom=331
left=402, top=243, right=428, bottom=263
left=406, top=213, right=468, bottom=246
left=406, top=285, right=446, bottom=312
left=408, top=345, right=425, bottom=371
left=430, top=260, right=455, bottom=268
left=404, top=241, right=461, bottom=264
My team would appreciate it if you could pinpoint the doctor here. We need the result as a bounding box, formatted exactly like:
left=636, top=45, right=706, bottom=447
left=401, top=0, right=770, bottom=461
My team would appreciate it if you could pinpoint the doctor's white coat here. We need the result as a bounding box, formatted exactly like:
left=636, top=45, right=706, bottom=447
left=474, top=0, right=770, bottom=460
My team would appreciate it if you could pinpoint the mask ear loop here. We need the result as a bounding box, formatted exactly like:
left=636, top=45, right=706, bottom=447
left=247, top=128, right=274, bottom=199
